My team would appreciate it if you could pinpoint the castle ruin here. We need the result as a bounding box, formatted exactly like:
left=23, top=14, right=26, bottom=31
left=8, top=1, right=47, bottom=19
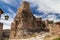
left=10, top=1, right=47, bottom=39
left=0, top=23, right=3, bottom=40
left=10, top=1, right=60, bottom=39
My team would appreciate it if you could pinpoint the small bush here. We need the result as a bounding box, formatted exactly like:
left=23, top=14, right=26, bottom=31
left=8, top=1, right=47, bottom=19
left=32, top=34, right=36, bottom=37
left=53, top=37, right=60, bottom=40
left=45, top=35, right=51, bottom=38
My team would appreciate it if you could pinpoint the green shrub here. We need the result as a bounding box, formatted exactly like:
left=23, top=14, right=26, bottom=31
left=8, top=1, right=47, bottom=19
left=53, top=37, right=60, bottom=40
left=45, top=35, right=51, bottom=38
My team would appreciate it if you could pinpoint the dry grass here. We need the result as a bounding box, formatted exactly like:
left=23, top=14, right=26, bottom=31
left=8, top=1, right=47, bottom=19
left=44, top=34, right=60, bottom=40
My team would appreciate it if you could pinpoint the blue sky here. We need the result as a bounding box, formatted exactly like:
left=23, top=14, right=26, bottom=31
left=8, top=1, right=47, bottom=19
left=0, top=0, right=60, bottom=29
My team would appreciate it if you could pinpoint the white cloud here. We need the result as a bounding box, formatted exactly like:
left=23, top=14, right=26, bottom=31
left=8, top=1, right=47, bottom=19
left=0, top=0, right=20, bottom=8
left=47, top=15, right=57, bottom=21
left=0, top=13, right=13, bottom=29
left=0, top=19, right=13, bottom=29
left=34, top=14, right=60, bottom=22
left=43, top=15, right=60, bottom=22
left=33, top=14, right=42, bottom=18
left=8, top=8, right=16, bottom=17
left=3, top=23, right=11, bottom=29
left=23, top=0, right=60, bottom=22
left=23, top=0, right=60, bottom=14
left=0, top=0, right=16, bottom=29
left=1, top=0, right=60, bottom=29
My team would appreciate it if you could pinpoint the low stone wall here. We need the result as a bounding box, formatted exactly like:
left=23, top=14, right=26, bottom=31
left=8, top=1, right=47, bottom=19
left=0, top=23, right=3, bottom=40
left=47, top=24, right=60, bottom=35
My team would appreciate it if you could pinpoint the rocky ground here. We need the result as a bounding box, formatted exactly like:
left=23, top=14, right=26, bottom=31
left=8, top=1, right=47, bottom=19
left=3, top=32, right=60, bottom=40
left=3, top=32, right=48, bottom=40
left=44, top=33, right=60, bottom=40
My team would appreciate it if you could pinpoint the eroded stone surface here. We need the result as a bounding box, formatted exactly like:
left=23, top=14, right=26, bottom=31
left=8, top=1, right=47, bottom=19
left=0, top=23, right=3, bottom=40
left=10, top=1, right=46, bottom=39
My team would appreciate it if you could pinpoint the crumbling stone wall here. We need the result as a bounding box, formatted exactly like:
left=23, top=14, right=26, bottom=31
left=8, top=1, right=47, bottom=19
left=47, top=23, right=60, bottom=35
left=10, top=1, right=60, bottom=39
left=10, top=1, right=46, bottom=39
left=0, top=23, right=3, bottom=40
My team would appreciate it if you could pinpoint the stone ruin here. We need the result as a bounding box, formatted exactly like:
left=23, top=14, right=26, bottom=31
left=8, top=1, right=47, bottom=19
left=9, top=1, right=60, bottom=39
left=10, top=1, right=47, bottom=39
left=48, top=22, right=60, bottom=35
left=44, top=20, right=60, bottom=35
left=0, top=23, right=3, bottom=40
left=0, top=1, right=60, bottom=40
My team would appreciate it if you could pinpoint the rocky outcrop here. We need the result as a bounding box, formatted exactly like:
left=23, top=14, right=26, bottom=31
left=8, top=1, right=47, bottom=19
left=10, top=1, right=47, bottom=39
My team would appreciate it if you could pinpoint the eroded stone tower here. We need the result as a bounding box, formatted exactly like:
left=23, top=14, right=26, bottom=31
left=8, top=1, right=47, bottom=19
left=10, top=1, right=46, bottom=39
